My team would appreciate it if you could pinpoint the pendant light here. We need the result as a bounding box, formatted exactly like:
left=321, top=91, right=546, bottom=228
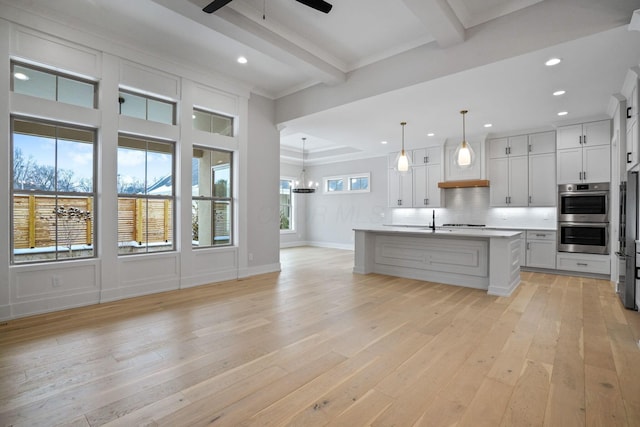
left=454, top=109, right=474, bottom=168
left=292, top=137, right=317, bottom=193
left=395, top=121, right=412, bottom=173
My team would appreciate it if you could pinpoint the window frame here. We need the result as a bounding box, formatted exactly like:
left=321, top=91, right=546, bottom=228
left=10, top=115, right=98, bottom=264
left=10, top=61, right=98, bottom=109
left=192, top=107, right=235, bottom=137
left=192, top=146, right=234, bottom=248
left=323, top=172, right=371, bottom=194
left=117, top=134, right=176, bottom=255
left=118, top=89, right=176, bottom=125
left=279, top=177, right=295, bottom=233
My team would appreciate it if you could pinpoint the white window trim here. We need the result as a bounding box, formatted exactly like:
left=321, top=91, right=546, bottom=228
left=323, top=172, right=371, bottom=194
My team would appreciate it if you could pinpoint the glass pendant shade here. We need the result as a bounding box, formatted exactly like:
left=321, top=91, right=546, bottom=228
left=455, top=140, right=474, bottom=168
left=395, top=121, right=412, bottom=173
left=455, top=110, right=474, bottom=169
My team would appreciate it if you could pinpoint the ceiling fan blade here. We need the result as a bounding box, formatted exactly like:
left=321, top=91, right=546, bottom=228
left=202, top=0, right=234, bottom=14
left=295, top=0, right=332, bottom=13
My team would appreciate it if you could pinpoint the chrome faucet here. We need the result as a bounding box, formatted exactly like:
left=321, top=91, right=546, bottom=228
left=431, top=210, right=436, bottom=231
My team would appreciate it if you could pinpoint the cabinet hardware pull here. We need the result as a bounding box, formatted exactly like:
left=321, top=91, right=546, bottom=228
left=529, top=195, right=532, bottom=204
left=398, top=200, right=402, bottom=206
left=628, top=106, right=633, bottom=119
left=424, top=198, right=428, bottom=205
left=583, top=135, right=587, bottom=144
left=528, top=144, right=532, bottom=153
left=527, top=242, right=530, bottom=250
left=628, top=152, right=632, bottom=163
left=424, top=156, right=428, bottom=163
left=583, top=171, right=586, bottom=180
left=577, top=262, right=588, bottom=266
left=506, top=196, right=509, bottom=204
left=535, top=233, right=545, bottom=237
left=579, top=135, right=582, bottom=144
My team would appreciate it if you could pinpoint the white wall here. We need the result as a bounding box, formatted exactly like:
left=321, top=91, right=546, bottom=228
left=0, top=17, right=280, bottom=320
left=246, top=94, right=280, bottom=274
left=304, top=156, right=388, bottom=249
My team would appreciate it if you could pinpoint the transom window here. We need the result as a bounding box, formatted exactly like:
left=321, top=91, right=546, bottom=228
left=11, top=117, right=96, bottom=263
left=323, top=173, right=370, bottom=194
left=193, top=108, right=234, bottom=136
left=117, top=135, right=175, bottom=254
left=118, top=90, right=176, bottom=125
left=11, top=62, right=97, bottom=109
left=192, top=147, right=234, bottom=247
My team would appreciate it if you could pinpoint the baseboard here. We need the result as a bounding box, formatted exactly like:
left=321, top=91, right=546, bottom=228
left=280, top=240, right=309, bottom=248
left=238, top=262, right=281, bottom=278
left=0, top=305, right=11, bottom=322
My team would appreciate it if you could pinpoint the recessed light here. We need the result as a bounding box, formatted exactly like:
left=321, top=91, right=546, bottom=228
left=192, top=114, right=196, bottom=119
left=14, top=72, right=29, bottom=81
left=237, top=56, right=248, bottom=64
left=427, top=133, right=435, bottom=137
left=558, top=111, right=568, bottom=116
left=553, top=90, right=566, bottom=96
left=484, top=123, right=492, bottom=128
left=381, top=140, right=388, bottom=144
left=545, top=58, right=561, bottom=66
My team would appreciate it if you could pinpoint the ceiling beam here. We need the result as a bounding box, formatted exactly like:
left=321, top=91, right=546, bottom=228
left=156, top=0, right=345, bottom=86
left=402, top=0, right=465, bottom=48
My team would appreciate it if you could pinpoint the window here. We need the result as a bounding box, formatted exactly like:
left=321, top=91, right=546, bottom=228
left=192, top=147, right=233, bottom=247
left=118, top=90, right=175, bottom=125
left=11, top=62, right=97, bottom=108
left=11, top=117, right=96, bottom=263
left=326, top=178, right=344, bottom=192
left=323, top=173, right=370, bottom=194
left=117, top=135, right=175, bottom=254
left=193, top=108, right=234, bottom=136
left=280, top=179, right=294, bottom=231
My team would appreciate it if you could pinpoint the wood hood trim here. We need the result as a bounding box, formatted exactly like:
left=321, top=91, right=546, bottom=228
left=437, top=179, right=490, bottom=189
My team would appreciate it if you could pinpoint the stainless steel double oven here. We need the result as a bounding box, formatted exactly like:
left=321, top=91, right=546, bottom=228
left=557, top=182, right=609, bottom=255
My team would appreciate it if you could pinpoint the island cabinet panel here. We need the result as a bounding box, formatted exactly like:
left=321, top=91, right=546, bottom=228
left=374, top=235, right=488, bottom=277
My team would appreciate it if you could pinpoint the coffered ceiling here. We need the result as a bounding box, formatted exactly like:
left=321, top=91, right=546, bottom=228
left=2, top=0, right=640, bottom=163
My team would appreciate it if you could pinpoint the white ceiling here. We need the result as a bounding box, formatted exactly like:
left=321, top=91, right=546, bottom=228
left=2, top=0, right=640, bottom=164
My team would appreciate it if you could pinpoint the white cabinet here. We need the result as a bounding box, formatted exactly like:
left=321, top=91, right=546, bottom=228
left=525, top=230, right=556, bottom=269
left=489, top=132, right=554, bottom=207
left=388, top=169, right=413, bottom=207
left=488, top=135, right=528, bottom=158
left=557, top=120, right=610, bottom=184
left=556, top=252, right=610, bottom=275
left=489, top=156, right=528, bottom=206
left=529, top=153, right=556, bottom=206
left=626, top=74, right=639, bottom=171
left=388, top=152, right=413, bottom=207
left=413, top=163, right=442, bottom=207
left=413, top=146, right=441, bottom=166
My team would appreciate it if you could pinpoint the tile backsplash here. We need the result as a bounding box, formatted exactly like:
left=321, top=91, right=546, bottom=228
left=389, top=187, right=557, bottom=229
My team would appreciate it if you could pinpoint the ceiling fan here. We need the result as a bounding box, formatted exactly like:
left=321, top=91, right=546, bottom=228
left=202, top=0, right=332, bottom=14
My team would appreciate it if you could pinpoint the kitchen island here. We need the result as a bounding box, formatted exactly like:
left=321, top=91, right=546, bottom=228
left=353, top=226, right=522, bottom=296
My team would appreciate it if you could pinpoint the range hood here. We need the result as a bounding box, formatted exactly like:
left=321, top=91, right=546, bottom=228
left=437, top=179, right=490, bottom=189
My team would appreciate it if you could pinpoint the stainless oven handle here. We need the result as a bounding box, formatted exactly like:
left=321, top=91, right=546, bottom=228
left=558, top=191, right=609, bottom=197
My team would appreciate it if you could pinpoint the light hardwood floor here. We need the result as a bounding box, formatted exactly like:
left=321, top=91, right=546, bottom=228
left=1, top=247, right=640, bottom=426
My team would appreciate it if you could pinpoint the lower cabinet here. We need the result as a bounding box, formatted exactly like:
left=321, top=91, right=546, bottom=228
left=556, top=252, right=611, bottom=275
left=525, top=230, right=556, bottom=269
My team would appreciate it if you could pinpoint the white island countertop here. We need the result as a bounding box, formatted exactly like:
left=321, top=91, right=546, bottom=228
left=354, top=225, right=522, bottom=238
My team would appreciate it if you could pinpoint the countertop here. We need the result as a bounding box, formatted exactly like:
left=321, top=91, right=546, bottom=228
left=385, top=224, right=556, bottom=232
left=354, top=225, right=522, bottom=238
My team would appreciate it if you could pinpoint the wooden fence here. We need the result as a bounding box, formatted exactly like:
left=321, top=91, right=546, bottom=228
left=13, top=195, right=172, bottom=249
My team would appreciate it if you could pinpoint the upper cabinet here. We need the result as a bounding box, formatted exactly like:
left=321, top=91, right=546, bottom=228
left=556, top=120, right=610, bottom=184
left=624, top=68, right=639, bottom=171
left=413, top=146, right=443, bottom=208
left=388, top=152, right=413, bottom=207
left=488, top=131, right=556, bottom=207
